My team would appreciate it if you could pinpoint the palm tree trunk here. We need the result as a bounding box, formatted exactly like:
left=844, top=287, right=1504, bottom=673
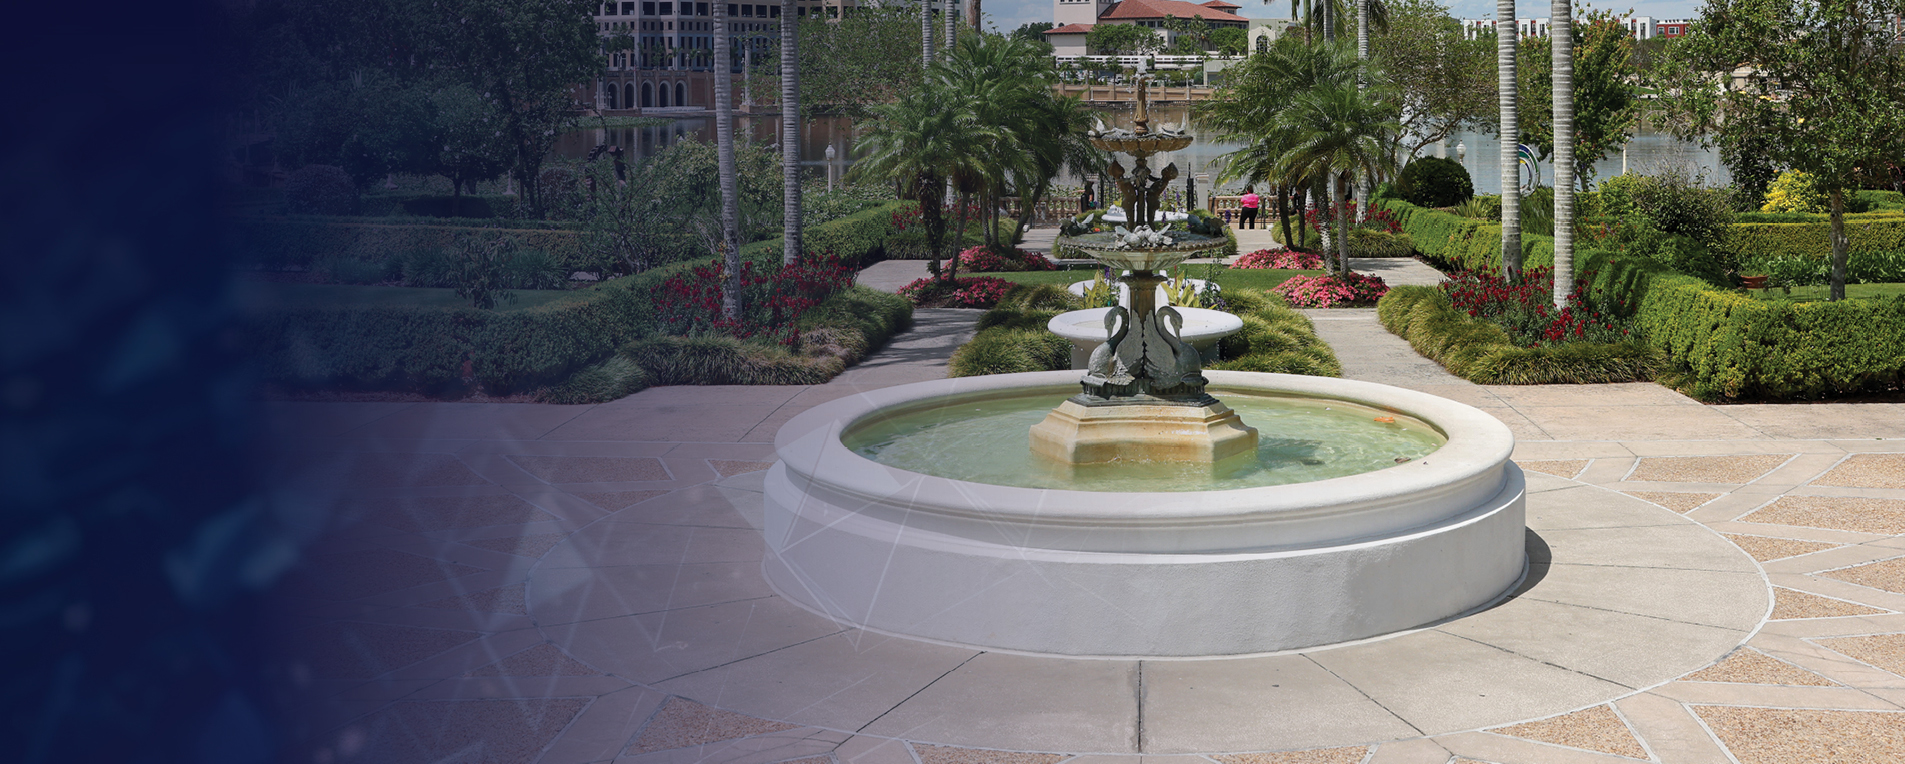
left=921, top=0, right=933, bottom=67
left=1830, top=188, right=1848, bottom=300
left=783, top=0, right=802, bottom=265
left=1277, top=187, right=1295, bottom=248
left=967, top=0, right=981, bottom=31
left=1357, top=0, right=1369, bottom=225
left=944, top=0, right=955, bottom=55
left=715, top=0, right=743, bottom=322
left=1334, top=172, right=1351, bottom=276
left=1550, top=0, right=1573, bottom=308
left=1497, top=0, right=1521, bottom=282
left=950, top=190, right=971, bottom=281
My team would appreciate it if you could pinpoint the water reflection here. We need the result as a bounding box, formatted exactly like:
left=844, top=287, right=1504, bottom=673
left=554, top=108, right=1730, bottom=194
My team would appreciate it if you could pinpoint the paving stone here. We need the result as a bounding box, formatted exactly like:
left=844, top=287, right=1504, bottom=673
left=290, top=548, right=486, bottom=601
left=710, top=459, right=775, bottom=477
left=1624, top=491, right=1724, bottom=513
left=1722, top=534, right=1838, bottom=562
left=1821, top=556, right=1905, bottom=594
left=508, top=455, right=670, bottom=483
left=1487, top=704, right=1647, bottom=760
left=1771, top=587, right=1887, bottom=620
left=912, top=744, right=1065, bottom=764
left=294, top=697, right=587, bottom=764
left=459, top=533, right=568, bottom=559
left=1629, top=454, right=1791, bottom=484
left=466, top=643, right=603, bottom=677
left=1682, top=648, right=1836, bottom=686
left=628, top=697, right=799, bottom=754
left=1813, top=453, right=1905, bottom=489
left=1207, top=747, right=1369, bottom=764
left=1817, top=633, right=1905, bottom=680
left=1693, top=706, right=1905, bottom=764
left=1518, top=460, right=1587, bottom=479
left=569, top=489, right=673, bottom=511
left=358, top=494, right=560, bottom=533
left=417, top=583, right=528, bottom=615
left=1740, top=496, right=1905, bottom=535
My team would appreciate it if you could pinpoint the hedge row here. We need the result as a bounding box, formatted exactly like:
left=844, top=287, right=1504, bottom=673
left=232, top=217, right=588, bottom=269
left=1724, top=215, right=1905, bottom=264
left=947, top=284, right=1340, bottom=378
left=1373, top=198, right=1556, bottom=272
left=1376, top=284, right=1655, bottom=385
left=245, top=202, right=917, bottom=399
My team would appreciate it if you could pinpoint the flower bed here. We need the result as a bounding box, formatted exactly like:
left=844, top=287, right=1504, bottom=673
left=955, top=245, right=1057, bottom=273
left=654, top=255, right=857, bottom=345
left=1272, top=273, right=1390, bottom=308
left=1441, top=266, right=1633, bottom=347
left=1232, top=249, right=1325, bottom=270
left=898, top=276, right=1019, bottom=308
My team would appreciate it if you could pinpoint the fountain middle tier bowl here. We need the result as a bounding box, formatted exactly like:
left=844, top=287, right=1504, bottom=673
left=1057, top=231, right=1228, bottom=271
left=764, top=370, right=1527, bottom=657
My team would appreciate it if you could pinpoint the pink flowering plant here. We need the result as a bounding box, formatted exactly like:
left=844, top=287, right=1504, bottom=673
left=1440, top=266, right=1633, bottom=348
left=1271, top=273, right=1390, bottom=308
left=1232, top=249, right=1325, bottom=270
left=898, top=275, right=1018, bottom=308
left=955, top=245, right=1057, bottom=273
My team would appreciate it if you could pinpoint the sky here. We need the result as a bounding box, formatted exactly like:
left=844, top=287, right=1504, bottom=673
left=980, top=0, right=1707, bottom=38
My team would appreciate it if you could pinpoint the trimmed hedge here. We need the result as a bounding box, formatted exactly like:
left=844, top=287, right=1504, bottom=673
left=1377, top=284, right=1655, bottom=384
left=1374, top=198, right=1556, bottom=272
left=233, top=217, right=587, bottom=270
left=1723, top=215, right=1905, bottom=263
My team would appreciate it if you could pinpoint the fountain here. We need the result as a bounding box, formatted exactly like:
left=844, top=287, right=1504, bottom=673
left=763, top=79, right=1526, bottom=658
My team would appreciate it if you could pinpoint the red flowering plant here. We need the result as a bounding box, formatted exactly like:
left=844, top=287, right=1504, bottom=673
left=1271, top=273, right=1390, bottom=308
left=955, top=245, right=1057, bottom=273
left=1232, top=249, right=1325, bottom=270
left=1440, top=267, right=1634, bottom=348
left=898, top=275, right=1017, bottom=308
left=1303, top=202, right=1402, bottom=234
left=654, top=251, right=857, bottom=345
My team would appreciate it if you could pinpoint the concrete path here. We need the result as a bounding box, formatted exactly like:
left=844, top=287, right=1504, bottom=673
left=853, top=260, right=933, bottom=293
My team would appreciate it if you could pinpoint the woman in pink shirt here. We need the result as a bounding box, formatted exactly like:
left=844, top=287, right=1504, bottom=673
left=1238, top=186, right=1260, bottom=229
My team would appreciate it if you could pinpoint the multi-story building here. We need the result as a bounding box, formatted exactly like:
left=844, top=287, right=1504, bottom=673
left=1655, top=19, right=1691, bottom=37
left=1045, top=0, right=1249, bottom=55
left=1459, top=15, right=1660, bottom=40
left=591, top=1, right=784, bottom=113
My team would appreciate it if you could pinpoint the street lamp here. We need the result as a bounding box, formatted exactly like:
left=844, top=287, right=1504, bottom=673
left=825, top=144, right=837, bottom=192
left=1456, top=142, right=1467, bottom=164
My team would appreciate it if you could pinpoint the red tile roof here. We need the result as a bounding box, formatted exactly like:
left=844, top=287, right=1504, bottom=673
left=1200, top=0, right=1243, bottom=9
left=1044, top=23, right=1095, bottom=34
left=1099, top=0, right=1247, bottom=23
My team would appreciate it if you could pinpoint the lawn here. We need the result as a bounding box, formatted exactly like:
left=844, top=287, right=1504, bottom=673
left=986, top=266, right=1326, bottom=292
left=1742, top=283, right=1905, bottom=303
left=238, top=282, right=585, bottom=311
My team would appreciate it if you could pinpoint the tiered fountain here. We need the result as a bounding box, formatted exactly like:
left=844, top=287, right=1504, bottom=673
left=763, top=79, right=1526, bottom=657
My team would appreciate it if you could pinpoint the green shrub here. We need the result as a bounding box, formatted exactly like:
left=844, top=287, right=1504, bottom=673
left=1723, top=217, right=1905, bottom=263
left=1376, top=283, right=1655, bottom=384
left=539, top=354, right=649, bottom=403
left=284, top=165, right=358, bottom=215
left=1350, top=229, right=1415, bottom=257
left=1394, top=156, right=1475, bottom=208
left=1373, top=198, right=1555, bottom=273
left=233, top=217, right=589, bottom=271
left=1762, top=170, right=1828, bottom=213
left=1748, top=250, right=1905, bottom=287
left=1453, top=196, right=1500, bottom=220
left=625, top=335, right=845, bottom=386
left=994, top=283, right=1083, bottom=312
left=1597, top=170, right=1736, bottom=248
left=1858, top=190, right=1905, bottom=211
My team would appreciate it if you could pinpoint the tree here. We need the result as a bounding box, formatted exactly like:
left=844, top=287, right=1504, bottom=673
left=1654, top=0, right=1905, bottom=300
left=1549, top=0, right=1575, bottom=309
left=1087, top=23, right=1163, bottom=55
left=1516, top=10, right=1638, bottom=190
left=1210, top=27, right=1247, bottom=55
left=430, top=83, right=512, bottom=210
left=1010, top=22, right=1055, bottom=42
left=851, top=82, right=997, bottom=280
left=792, top=7, right=927, bottom=118
left=1161, top=14, right=1216, bottom=52
left=715, top=0, right=744, bottom=320
left=1272, top=83, right=1402, bottom=275
left=1496, top=0, right=1520, bottom=281
left=1371, top=0, right=1494, bottom=162
left=782, top=0, right=802, bottom=265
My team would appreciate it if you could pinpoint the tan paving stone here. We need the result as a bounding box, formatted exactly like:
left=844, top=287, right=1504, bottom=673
left=1772, top=587, right=1888, bottom=620
left=570, top=489, right=671, bottom=511
left=1821, top=556, right=1905, bottom=594
left=1739, top=496, right=1905, bottom=535
left=357, top=494, right=560, bottom=533
left=1629, top=454, right=1791, bottom=484
left=1722, top=534, right=1838, bottom=562
left=629, top=697, right=799, bottom=754
left=913, top=744, right=1065, bottom=764
left=290, top=548, right=486, bottom=601
left=417, top=583, right=528, bottom=615
left=1518, top=460, right=1588, bottom=479
left=1208, top=747, right=1369, bottom=764
left=1626, top=491, right=1724, bottom=513
left=1813, top=453, right=1905, bottom=489
left=507, top=455, right=670, bottom=483
left=287, top=451, right=491, bottom=489
left=711, top=459, right=776, bottom=477
left=1487, top=704, right=1647, bottom=760
left=1693, top=706, right=1905, bottom=764
left=1681, top=648, right=1836, bottom=686
left=466, top=643, right=603, bottom=677
left=1818, top=633, right=1905, bottom=680
left=295, top=621, right=482, bottom=680
left=297, top=697, right=587, bottom=764
left=461, top=532, right=569, bottom=558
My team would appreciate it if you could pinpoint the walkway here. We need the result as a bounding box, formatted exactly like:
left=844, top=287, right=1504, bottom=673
left=263, top=267, right=1905, bottom=764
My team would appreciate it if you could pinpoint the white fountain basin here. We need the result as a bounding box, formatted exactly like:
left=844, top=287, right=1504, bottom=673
left=1048, top=306, right=1243, bottom=369
left=764, top=370, right=1526, bottom=658
left=1066, top=277, right=1211, bottom=308
left=1099, top=206, right=1190, bottom=224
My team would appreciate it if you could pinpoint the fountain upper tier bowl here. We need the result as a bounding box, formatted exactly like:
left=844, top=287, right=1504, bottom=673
left=764, top=370, right=1527, bottom=657
left=1057, top=231, right=1227, bottom=270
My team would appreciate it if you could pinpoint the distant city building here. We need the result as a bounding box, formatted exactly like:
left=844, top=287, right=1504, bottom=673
left=1046, top=0, right=1249, bottom=55
left=1655, top=18, right=1691, bottom=37
left=1459, top=14, right=1664, bottom=40
left=590, top=1, right=788, bottom=113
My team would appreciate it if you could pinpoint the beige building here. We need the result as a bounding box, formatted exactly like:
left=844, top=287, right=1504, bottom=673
left=1045, top=0, right=1249, bottom=55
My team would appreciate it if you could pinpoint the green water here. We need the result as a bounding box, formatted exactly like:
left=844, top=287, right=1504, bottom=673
left=845, top=392, right=1447, bottom=492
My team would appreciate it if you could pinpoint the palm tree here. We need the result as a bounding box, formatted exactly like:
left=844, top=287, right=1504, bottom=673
left=921, top=0, right=934, bottom=67
left=851, top=83, right=995, bottom=281
left=1497, top=0, right=1521, bottom=281
left=782, top=0, right=801, bottom=265
left=1271, top=83, right=1400, bottom=276
left=1550, top=0, right=1574, bottom=307
left=714, top=0, right=743, bottom=320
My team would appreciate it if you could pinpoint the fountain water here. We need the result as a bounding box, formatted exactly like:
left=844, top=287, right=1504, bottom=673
left=763, top=79, right=1526, bottom=657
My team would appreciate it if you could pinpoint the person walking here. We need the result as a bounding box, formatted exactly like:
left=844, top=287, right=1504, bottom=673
left=1238, top=186, right=1260, bottom=230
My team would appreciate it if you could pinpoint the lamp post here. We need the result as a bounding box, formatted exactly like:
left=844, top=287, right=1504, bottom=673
left=825, top=144, right=837, bottom=192
left=1456, top=141, right=1467, bottom=164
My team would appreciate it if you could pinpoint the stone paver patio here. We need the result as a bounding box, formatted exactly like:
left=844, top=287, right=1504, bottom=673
left=268, top=270, right=1905, bottom=763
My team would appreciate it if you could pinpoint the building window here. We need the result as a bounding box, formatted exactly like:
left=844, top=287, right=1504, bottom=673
left=625, top=83, right=635, bottom=107
left=644, top=2, right=656, bottom=13
left=676, top=82, right=687, bottom=106
left=769, top=4, right=778, bottom=16
left=607, top=84, right=618, bottom=109
left=623, top=1, right=636, bottom=12
left=659, top=2, right=672, bottom=13
left=659, top=82, right=670, bottom=107
left=643, top=82, right=655, bottom=106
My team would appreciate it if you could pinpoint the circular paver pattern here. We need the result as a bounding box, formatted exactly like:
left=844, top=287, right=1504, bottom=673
left=526, top=469, right=1767, bottom=755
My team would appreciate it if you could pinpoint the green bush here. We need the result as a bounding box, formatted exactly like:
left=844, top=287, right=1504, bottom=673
left=1596, top=170, right=1736, bottom=247
left=233, top=217, right=589, bottom=271
left=539, top=354, right=649, bottom=404
left=1350, top=229, right=1415, bottom=257
left=1722, top=216, right=1905, bottom=263
left=1747, top=250, right=1905, bottom=287
left=625, top=335, right=846, bottom=386
left=1394, top=157, right=1475, bottom=208
left=1374, top=198, right=1556, bottom=272
left=1376, top=283, right=1656, bottom=384
left=284, top=165, right=358, bottom=215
